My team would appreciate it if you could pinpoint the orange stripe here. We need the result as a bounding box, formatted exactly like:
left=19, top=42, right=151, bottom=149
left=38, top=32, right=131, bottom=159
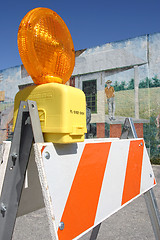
left=121, top=140, right=144, bottom=205
left=58, top=142, right=111, bottom=240
left=41, top=145, right=46, bottom=154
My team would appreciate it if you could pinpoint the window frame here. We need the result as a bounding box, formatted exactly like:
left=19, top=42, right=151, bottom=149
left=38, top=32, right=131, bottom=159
left=82, top=79, right=97, bottom=113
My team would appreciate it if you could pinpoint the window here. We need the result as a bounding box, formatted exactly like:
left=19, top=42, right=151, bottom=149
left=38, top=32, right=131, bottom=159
left=83, top=80, right=97, bottom=113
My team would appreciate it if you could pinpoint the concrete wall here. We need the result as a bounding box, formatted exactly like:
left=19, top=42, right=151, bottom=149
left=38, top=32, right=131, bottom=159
left=0, top=33, right=160, bottom=115
left=0, top=34, right=159, bottom=122
left=1, top=33, right=160, bottom=159
left=73, top=33, right=160, bottom=124
left=0, top=65, right=32, bottom=104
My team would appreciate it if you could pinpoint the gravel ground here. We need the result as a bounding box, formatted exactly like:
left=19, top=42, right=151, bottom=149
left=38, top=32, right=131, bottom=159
left=12, top=165, right=160, bottom=240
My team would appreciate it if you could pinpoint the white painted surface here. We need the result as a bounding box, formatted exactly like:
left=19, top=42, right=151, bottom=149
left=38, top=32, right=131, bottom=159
left=95, top=140, right=130, bottom=223
left=0, top=141, right=11, bottom=196
left=73, top=49, right=146, bottom=76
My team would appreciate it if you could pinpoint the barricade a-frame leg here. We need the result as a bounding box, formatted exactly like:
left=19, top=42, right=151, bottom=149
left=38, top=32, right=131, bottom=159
left=89, top=223, right=101, bottom=240
left=0, top=101, right=34, bottom=240
left=0, top=100, right=48, bottom=240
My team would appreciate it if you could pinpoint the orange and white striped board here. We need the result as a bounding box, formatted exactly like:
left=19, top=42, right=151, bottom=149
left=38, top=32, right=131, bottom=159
left=34, top=138, right=156, bottom=240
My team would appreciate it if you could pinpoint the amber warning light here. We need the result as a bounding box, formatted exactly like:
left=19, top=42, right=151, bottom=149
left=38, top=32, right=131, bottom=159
left=14, top=7, right=87, bottom=144
left=18, top=7, right=75, bottom=84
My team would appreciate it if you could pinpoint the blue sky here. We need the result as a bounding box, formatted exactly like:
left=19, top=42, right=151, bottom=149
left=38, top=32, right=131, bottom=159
left=0, top=0, right=160, bottom=70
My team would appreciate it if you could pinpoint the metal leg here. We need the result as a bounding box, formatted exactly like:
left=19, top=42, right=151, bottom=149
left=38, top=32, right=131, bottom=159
left=120, top=117, right=138, bottom=139
left=0, top=99, right=45, bottom=240
left=27, top=100, right=44, bottom=143
left=144, top=189, right=160, bottom=240
left=90, top=223, right=101, bottom=240
left=0, top=101, right=33, bottom=240
left=121, top=117, right=160, bottom=240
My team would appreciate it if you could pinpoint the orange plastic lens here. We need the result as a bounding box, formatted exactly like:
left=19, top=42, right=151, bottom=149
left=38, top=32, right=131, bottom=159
left=18, top=8, right=75, bottom=84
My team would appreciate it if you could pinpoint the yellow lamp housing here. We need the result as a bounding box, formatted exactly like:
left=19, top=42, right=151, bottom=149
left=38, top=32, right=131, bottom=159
left=13, top=83, right=87, bottom=143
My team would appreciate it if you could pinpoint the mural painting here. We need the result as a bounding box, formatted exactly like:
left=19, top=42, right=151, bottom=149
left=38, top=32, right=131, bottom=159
left=0, top=66, right=32, bottom=142
left=101, top=34, right=160, bottom=162
left=0, top=33, right=160, bottom=163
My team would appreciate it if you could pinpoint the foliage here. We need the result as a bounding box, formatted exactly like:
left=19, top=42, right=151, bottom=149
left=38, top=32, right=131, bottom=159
left=151, top=157, right=160, bottom=165
left=139, top=76, right=160, bottom=88
left=113, top=75, right=160, bottom=92
left=127, top=78, right=134, bottom=90
left=143, top=116, right=160, bottom=164
left=113, top=80, right=127, bottom=91
left=139, top=77, right=150, bottom=88
left=113, top=81, right=119, bottom=91
left=152, top=75, right=160, bottom=87
left=106, top=87, right=160, bottom=118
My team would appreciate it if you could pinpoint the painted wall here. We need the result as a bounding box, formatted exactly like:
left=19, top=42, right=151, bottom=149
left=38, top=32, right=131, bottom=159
left=73, top=33, right=160, bottom=160
left=74, top=33, right=160, bottom=121
left=0, top=33, right=160, bottom=160
left=0, top=65, right=32, bottom=105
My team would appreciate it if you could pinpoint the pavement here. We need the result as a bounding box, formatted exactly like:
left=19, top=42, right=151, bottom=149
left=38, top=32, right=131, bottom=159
left=12, top=165, right=160, bottom=240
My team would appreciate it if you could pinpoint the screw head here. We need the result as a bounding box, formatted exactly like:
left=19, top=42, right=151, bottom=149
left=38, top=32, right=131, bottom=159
left=59, top=222, right=64, bottom=230
left=31, top=103, right=35, bottom=109
left=11, top=153, right=17, bottom=160
left=44, top=151, right=50, bottom=159
left=1, top=203, right=6, bottom=212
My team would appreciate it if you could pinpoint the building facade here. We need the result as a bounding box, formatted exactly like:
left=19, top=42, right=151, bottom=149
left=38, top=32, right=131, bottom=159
left=0, top=33, right=160, bottom=160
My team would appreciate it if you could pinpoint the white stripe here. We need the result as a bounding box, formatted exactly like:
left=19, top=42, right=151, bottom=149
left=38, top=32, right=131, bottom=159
left=42, top=142, right=85, bottom=230
left=0, top=141, right=11, bottom=195
left=140, top=144, right=156, bottom=193
left=94, top=140, right=130, bottom=224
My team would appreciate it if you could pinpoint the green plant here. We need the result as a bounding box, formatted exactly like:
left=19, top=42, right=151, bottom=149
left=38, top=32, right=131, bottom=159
left=143, top=116, right=160, bottom=164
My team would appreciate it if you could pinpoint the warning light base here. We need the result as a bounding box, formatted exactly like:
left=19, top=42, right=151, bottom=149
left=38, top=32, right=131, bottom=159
left=13, top=83, right=87, bottom=144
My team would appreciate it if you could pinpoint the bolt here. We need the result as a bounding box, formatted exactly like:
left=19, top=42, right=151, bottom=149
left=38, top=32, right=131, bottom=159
left=59, top=222, right=64, bottom=230
left=31, top=103, right=35, bottom=109
left=44, top=151, right=50, bottom=160
left=11, top=153, right=17, bottom=160
left=1, top=203, right=6, bottom=212
left=139, top=142, right=143, bottom=147
left=11, top=153, right=17, bottom=166
left=123, top=125, right=129, bottom=131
